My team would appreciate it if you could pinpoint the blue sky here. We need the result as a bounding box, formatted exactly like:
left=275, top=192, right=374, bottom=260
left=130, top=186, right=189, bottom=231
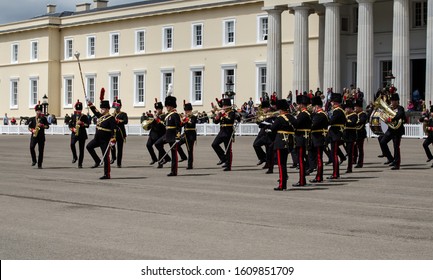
left=0, top=0, right=144, bottom=25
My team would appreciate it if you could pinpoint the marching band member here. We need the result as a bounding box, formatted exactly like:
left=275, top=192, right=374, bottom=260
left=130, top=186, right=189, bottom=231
left=379, top=93, right=406, bottom=170
left=327, top=93, right=346, bottom=179
left=110, top=98, right=128, bottom=168
left=69, top=100, right=89, bottom=168
left=212, top=98, right=236, bottom=171
left=146, top=100, right=169, bottom=166
left=178, top=101, right=197, bottom=169
left=86, top=88, right=117, bottom=179
left=269, top=99, right=295, bottom=190
left=159, top=96, right=182, bottom=176
left=420, top=105, right=433, bottom=165
left=28, top=102, right=49, bottom=169
left=309, top=96, right=329, bottom=183
left=343, top=100, right=358, bottom=173
left=354, top=100, right=368, bottom=168
left=291, top=95, right=312, bottom=186
left=253, top=99, right=276, bottom=174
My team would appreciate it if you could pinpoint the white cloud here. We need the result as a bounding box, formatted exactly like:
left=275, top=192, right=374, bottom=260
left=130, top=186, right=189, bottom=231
left=0, top=0, right=143, bottom=25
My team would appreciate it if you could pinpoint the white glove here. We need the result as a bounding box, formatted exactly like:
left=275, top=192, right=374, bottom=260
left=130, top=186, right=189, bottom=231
left=262, top=121, right=271, bottom=126
left=265, top=129, right=272, bottom=133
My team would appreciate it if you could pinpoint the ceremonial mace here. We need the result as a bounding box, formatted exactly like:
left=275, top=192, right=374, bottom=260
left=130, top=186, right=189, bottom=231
left=74, top=51, right=90, bottom=114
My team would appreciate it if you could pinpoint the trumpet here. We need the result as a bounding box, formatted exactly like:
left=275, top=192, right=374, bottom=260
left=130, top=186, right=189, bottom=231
left=142, top=118, right=154, bottom=130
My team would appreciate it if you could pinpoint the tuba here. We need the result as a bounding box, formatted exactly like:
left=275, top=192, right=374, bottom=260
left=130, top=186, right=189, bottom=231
left=372, top=96, right=403, bottom=129
left=142, top=118, right=154, bottom=130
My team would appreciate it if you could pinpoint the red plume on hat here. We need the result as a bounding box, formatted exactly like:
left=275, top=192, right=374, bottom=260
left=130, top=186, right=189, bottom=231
left=100, top=88, right=105, bottom=101
left=154, top=98, right=158, bottom=103
left=183, top=99, right=186, bottom=105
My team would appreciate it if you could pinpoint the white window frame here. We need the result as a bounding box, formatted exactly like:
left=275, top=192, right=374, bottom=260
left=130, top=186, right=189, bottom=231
left=162, top=26, right=173, bottom=51
left=29, top=77, right=39, bottom=108
left=191, top=23, right=203, bottom=48
left=134, top=70, right=146, bottom=107
left=109, top=72, right=121, bottom=102
left=190, top=66, right=204, bottom=105
left=63, top=76, right=74, bottom=108
left=10, top=78, right=19, bottom=109
left=221, top=64, right=237, bottom=103
left=257, top=15, right=268, bottom=42
left=11, top=43, right=19, bottom=64
left=87, top=35, right=96, bottom=58
left=161, top=68, right=174, bottom=101
left=110, top=33, right=120, bottom=56
left=412, top=0, right=428, bottom=28
left=30, top=40, right=38, bottom=61
left=223, top=19, right=236, bottom=46
left=135, top=29, right=146, bottom=53
left=255, top=62, right=267, bottom=103
left=64, top=38, right=74, bottom=60
left=86, top=74, right=96, bottom=103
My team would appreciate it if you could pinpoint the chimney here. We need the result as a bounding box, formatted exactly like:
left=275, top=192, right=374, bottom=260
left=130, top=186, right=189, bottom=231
left=94, top=0, right=108, bottom=9
left=47, top=4, right=56, bottom=14
left=76, top=3, right=91, bottom=12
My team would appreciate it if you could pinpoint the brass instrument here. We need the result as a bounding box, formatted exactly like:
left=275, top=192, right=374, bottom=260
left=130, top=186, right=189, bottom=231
left=372, top=96, right=403, bottom=129
left=33, top=117, right=40, bottom=138
left=142, top=118, right=154, bottom=130
left=75, top=115, right=80, bottom=137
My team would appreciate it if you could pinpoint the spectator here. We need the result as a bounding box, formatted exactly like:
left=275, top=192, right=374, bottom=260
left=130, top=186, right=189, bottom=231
left=247, top=97, right=254, bottom=108
left=92, top=115, right=97, bottom=125
left=51, top=115, right=57, bottom=125
left=406, top=100, right=415, bottom=112
left=140, top=112, right=147, bottom=123
left=355, top=88, right=364, bottom=102
left=3, top=113, right=9, bottom=125
left=11, top=117, right=17, bottom=125
left=64, top=113, right=71, bottom=124
left=47, top=114, right=53, bottom=124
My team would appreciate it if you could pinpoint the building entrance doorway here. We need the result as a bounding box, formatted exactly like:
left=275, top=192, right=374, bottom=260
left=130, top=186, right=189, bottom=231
left=411, top=59, right=426, bottom=103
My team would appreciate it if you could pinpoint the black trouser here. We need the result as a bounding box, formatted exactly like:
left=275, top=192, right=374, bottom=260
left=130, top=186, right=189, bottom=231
left=296, top=145, right=307, bottom=185
left=111, top=134, right=125, bottom=166
left=179, top=137, right=195, bottom=169
left=87, top=136, right=111, bottom=177
left=314, top=146, right=324, bottom=181
left=212, top=133, right=232, bottom=169
left=266, top=142, right=274, bottom=172
left=276, top=148, right=289, bottom=189
left=346, top=141, right=355, bottom=172
left=354, top=138, right=365, bottom=167
left=253, top=135, right=267, bottom=162
left=146, top=136, right=160, bottom=163
left=331, top=141, right=341, bottom=178
left=423, top=138, right=433, bottom=160
left=380, top=133, right=402, bottom=168
left=154, top=137, right=171, bottom=163
left=71, top=136, right=86, bottom=166
left=168, top=140, right=178, bottom=175
left=30, top=136, right=45, bottom=167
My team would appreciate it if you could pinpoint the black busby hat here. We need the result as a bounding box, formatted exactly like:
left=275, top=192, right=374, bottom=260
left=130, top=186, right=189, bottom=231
left=276, top=99, right=289, bottom=110
left=301, top=95, right=310, bottom=105
left=100, top=100, right=110, bottom=109
left=312, top=96, right=323, bottom=107
left=222, top=98, right=231, bottom=107
left=154, top=98, right=163, bottom=109
left=74, top=100, right=83, bottom=111
left=354, top=99, right=363, bottom=108
left=183, top=100, right=193, bottom=111
left=164, top=95, right=177, bottom=108
left=261, top=100, right=270, bottom=108
left=331, top=93, right=342, bottom=103
left=34, top=103, right=42, bottom=112
left=343, top=99, right=354, bottom=109
left=390, top=93, right=400, bottom=101
left=296, top=94, right=303, bottom=104
left=112, top=98, right=122, bottom=108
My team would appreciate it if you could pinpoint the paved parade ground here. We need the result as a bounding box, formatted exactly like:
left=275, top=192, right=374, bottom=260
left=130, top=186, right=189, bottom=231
left=0, top=134, right=432, bottom=259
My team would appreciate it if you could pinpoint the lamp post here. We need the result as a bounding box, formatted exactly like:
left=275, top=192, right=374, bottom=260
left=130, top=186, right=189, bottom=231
left=42, top=94, right=49, bottom=116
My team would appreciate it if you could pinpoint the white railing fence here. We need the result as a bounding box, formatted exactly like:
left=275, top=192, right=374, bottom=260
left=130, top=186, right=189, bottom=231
left=0, top=123, right=427, bottom=138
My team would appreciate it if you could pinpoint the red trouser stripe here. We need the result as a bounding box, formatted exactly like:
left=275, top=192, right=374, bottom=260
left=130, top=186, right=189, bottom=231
left=333, top=142, right=339, bottom=178
left=277, top=149, right=283, bottom=189
left=316, top=147, right=322, bottom=181
left=299, top=146, right=305, bottom=185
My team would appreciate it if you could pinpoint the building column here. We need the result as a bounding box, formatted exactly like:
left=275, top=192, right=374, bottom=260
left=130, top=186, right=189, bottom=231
left=291, top=5, right=311, bottom=94
left=317, top=11, right=325, bottom=92
left=263, top=6, right=286, bottom=99
left=426, top=0, right=433, bottom=105
left=323, top=2, right=341, bottom=93
left=356, top=0, right=375, bottom=105
left=392, top=0, right=410, bottom=103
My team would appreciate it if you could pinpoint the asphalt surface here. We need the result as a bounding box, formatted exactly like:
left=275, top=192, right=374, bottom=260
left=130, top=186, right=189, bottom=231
left=0, top=134, right=432, bottom=259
